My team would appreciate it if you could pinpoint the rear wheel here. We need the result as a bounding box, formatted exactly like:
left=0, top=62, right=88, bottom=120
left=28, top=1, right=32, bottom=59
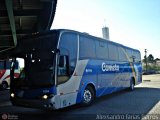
left=2, top=81, right=8, bottom=90
left=82, top=86, right=95, bottom=106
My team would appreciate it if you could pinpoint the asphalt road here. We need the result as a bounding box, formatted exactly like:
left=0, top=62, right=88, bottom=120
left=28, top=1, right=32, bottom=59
left=0, top=74, right=160, bottom=120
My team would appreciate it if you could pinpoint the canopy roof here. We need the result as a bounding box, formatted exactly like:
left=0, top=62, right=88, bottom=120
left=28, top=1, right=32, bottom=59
left=0, top=0, right=57, bottom=53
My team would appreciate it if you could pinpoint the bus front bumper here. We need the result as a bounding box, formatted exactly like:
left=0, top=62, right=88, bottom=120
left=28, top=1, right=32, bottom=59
left=10, top=97, right=59, bottom=110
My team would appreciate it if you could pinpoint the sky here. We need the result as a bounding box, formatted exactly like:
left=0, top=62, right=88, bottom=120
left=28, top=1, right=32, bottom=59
left=51, top=0, right=160, bottom=59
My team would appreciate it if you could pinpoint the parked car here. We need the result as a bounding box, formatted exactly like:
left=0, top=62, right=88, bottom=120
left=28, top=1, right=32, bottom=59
left=142, top=70, right=156, bottom=75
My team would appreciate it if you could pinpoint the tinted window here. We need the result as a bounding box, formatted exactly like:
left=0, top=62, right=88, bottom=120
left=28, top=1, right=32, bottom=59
left=108, top=43, right=118, bottom=60
left=0, top=61, right=18, bottom=69
left=126, top=49, right=133, bottom=62
left=57, top=55, right=70, bottom=84
left=17, top=33, right=58, bottom=54
left=6, top=61, right=11, bottom=69
left=96, top=41, right=108, bottom=59
left=0, top=61, right=4, bottom=69
left=79, top=36, right=96, bottom=59
left=133, top=51, right=141, bottom=62
left=136, top=52, right=141, bottom=61
left=118, top=47, right=127, bottom=61
left=59, top=32, right=78, bottom=75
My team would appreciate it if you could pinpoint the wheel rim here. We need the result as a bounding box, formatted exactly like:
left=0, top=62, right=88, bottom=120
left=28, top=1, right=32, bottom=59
left=2, top=83, right=7, bottom=89
left=83, top=90, right=92, bottom=103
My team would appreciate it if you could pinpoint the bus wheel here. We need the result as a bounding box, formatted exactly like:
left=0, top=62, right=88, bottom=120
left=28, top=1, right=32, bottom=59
left=82, top=86, right=95, bottom=106
left=129, top=79, right=135, bottom=91
left=2, top=82, right=8, bottom=90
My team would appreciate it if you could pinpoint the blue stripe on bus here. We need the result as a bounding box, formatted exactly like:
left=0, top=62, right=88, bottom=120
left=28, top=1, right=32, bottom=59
left=83, top=60, right=141, bottom=75
left=76, top=59, right=142, bottom=103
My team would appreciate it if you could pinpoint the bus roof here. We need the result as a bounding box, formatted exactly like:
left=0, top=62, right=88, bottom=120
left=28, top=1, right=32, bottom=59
left=55, top=29, right=140, bottom=53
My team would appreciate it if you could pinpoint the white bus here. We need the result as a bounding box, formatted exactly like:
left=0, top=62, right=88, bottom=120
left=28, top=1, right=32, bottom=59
left=0, top=60, right=20, bottom=89
left=10, top=29, right=142, bottom=110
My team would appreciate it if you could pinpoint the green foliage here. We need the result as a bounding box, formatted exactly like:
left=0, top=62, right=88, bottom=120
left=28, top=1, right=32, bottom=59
left=143, top=64, right=160, bottom=71
left=148, top=54, right=154, bottom=63
left=143, top=54, right=154, bottom=63
left=142, top=53, right=160, bottom=72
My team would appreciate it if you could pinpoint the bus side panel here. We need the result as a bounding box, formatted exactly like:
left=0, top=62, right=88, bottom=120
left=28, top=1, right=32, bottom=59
left=96, top=73, right=130, bottom=97
left=78, top=59, right=134, bottom=98
left=133, top=62, right=142, bottom=85
left=97, top=62, right=132, bottom=97
left=57, top=76, right=82, bottom=108
left=57, top=60, right=88, bottom=108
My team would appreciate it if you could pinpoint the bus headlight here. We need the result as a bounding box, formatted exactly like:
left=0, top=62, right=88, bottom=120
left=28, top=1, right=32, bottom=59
left=11, top=93, right=15, bottom=98
left=42, top=95, right=48, bottom=99
left=41, top=94, right=54, bottom=100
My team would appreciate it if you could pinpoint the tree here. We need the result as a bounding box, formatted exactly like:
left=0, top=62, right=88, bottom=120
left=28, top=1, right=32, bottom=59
left=155, top=58, right=160, bottom=61
left=143, top=55, right=147, bottom=63
left=148, top=54, right=154, bottom=63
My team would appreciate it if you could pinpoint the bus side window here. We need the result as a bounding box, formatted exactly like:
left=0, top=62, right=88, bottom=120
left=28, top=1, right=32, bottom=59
left=0, top=61, right=4, bottom=70
left=57, top=55, right=69, bottom=84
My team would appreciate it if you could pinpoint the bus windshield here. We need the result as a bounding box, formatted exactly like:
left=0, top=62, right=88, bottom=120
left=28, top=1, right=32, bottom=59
left=14, top=51, right=55, bottom=88
left=11, top=32, right=59, bottom=88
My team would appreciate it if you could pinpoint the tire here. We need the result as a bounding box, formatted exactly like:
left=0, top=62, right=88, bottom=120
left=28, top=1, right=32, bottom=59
left=2, top=82, right=8, bottom=90
left=129, top=79, right=135, bottom=91
left=82, top=86, right=95, bottom=106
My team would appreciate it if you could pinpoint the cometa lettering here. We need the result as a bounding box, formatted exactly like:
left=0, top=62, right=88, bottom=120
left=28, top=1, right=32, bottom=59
left=102, top=63, right=119, bottom=72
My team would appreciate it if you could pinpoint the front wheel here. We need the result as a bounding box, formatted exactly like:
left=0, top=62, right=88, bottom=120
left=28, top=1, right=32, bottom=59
left=82, top=86, right=95, bottom=106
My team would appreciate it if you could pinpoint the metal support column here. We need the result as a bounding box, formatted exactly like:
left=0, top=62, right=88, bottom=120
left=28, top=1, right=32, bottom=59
left=5, top=0, right=17, bottom=46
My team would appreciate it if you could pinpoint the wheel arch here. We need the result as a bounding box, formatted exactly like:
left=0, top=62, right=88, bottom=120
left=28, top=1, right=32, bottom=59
left=76, top=81, right=97, bottom=104
left=80, top=83, right=96, bottom=106
left=131, top=77, right=135, bottom=85
left=86, top=83, right=96, bottom=97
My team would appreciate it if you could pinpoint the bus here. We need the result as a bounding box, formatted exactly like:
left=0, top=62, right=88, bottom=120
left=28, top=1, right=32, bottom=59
left=10, top=29, right=142, bottom=110
left=0, top=60, right=20, bottom=89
